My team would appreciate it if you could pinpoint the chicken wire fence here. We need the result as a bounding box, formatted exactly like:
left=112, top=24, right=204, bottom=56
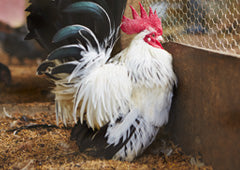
left=141, top=0, right=240, bottom=56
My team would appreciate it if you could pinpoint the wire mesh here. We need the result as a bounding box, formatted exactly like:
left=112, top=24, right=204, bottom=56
left=141, top=0, right=240, bottom=56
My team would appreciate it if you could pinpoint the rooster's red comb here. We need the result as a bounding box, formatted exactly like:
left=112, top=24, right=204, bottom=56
left=121, top=3, right=162, bottom=35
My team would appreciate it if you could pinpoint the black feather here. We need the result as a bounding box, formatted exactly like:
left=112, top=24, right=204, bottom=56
left=52, top=25, right=86, bottom=43
left=71, top=119, right=136, bottom=159
left=37, top=61, right=55, bottom=74
left=47, top=45, right=83, bottom=61
left=25, top=0, right=127, bottom=51
left=63, top=2, right=110, bottom=26
left=52, top=25, right=99, bottom=49
left=51, top=63, right=77, bottom=75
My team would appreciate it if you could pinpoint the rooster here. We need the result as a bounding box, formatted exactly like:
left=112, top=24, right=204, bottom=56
left=26, top=0, right=177, bottom=161
left=0, top=25, right=45, bottom=64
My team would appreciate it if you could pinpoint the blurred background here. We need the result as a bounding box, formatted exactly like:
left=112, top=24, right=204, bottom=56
left=0, top=0, right=25, bottom=27
left=0, top=0, right=45, bottom=66
left=0, top=0, right=50, bottom=104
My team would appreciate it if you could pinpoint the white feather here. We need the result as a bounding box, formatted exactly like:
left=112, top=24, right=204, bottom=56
left=76, top=64, right=132, bottom=129
left=52, top=27, right=177, bottom=162
left=104, top=30, right=177, bottom=160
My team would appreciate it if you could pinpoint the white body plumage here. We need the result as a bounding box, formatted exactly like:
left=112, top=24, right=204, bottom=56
left=54, top=30, right=177, bottom=161
left=109, top=31, right=176, bottom=160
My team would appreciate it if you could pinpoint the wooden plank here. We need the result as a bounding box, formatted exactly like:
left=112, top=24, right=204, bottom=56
left=164, top=42, right=240, bottom=170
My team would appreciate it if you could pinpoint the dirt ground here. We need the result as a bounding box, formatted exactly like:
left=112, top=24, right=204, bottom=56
left=0, top=50, right=213, bottom=169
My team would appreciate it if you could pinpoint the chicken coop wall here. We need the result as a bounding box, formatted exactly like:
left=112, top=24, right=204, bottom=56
left=141, top=0, right=240, bottom=56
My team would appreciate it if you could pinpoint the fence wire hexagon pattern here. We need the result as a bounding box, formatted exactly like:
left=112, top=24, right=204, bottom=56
left=141, top=0, right=240, bottom=56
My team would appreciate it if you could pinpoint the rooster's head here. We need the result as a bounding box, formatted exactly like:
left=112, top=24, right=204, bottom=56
left=121, top=3, right=163, bottom=49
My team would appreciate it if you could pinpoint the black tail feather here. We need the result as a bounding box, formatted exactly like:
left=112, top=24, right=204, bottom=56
left=51, top=63, right=77, bottom=75
left=47, top=45, right=83, bottom=61
left=71, top=120, right=136, bottom=160
left=37, top=61, right=55, bottom=75
left=25, top=0, right=127, bottom=51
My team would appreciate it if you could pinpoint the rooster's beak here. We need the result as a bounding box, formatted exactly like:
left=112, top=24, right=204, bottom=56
left=157, top=36, right=164, bottom=42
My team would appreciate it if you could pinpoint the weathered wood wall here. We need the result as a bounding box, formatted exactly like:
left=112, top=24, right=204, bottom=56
left=164, top=42, right=240, bottom=170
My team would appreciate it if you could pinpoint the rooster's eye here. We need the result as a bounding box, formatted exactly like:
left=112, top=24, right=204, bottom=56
left=152, top=33, right=155, bottom=37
